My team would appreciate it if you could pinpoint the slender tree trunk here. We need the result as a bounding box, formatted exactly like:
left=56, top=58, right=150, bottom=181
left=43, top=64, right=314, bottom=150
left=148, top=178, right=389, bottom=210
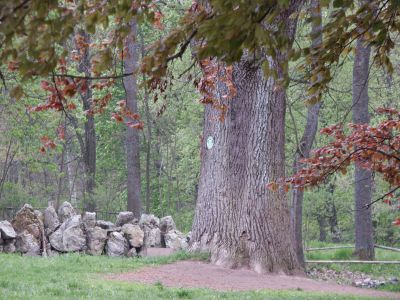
left=290, top=0, right=323, bottom=267
left=65, top=129, right=78, bottom=206
left=55, top=142, right=66, bottom=208
left=66, top=151, right=78, bottom=206
left=139, top=32, right=152, bottom=213
left=317, top=216, right=327, bottom=242
left=190, top=3, right=303, bottom=274
left=143, top=80, right=152, bottom=213
left=328, top=198, right=341, bottom=243
left=352, top=9, right=375, bottom=259
left=123, top=20, right=142, bottom=218
left=0, top=139, right=17, bottom=201
left=291, top=102, right=321, bottom=265
left=154, top=127, right=163, bottom=214
left=76, top=31, right=96, bottom=211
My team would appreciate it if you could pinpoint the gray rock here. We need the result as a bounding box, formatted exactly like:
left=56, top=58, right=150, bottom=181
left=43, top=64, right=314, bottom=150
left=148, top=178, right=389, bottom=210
left=140, top=214, right=160, bottom=228
left=49, top=215, right=86, bottom=252
left=12, top=204, right=41, bottom=240
left=160, top=216, right=176, bottom=233
left=34, top=210, right=44, bottom=222
left=115, top=212, right=135, bottom=227
left=3, top=239, right=16, bottom=253
left=82, top=212, right=96, bottom=230
left=122, top=224, right=144, bottom=248
left=0, top=237, right=3, bottom=245
left=15, top=230, right=41, bottom=256
left=126, top=248, right=137, bottom=258
left=86, top=226, right=107, bottom=256
left=44, top=206, right=60, bottom=235
left=144, top=227, right=162, bottom=248
left=0, top=245, right=3, bottom=252
left=47, top=249, right=60, bottom=257
left=164, top=230, right=188, bottom=250
left=58, top=201, right=76, bottom=223
left=106, top=227, right=122, bottom=233
left=0, top=221, right=16, bottom=239
left=106, top=232, right=129, bottom=257
left=96, top=220, right=116, bottom=230
left=136, top=246, right=147, bottom=257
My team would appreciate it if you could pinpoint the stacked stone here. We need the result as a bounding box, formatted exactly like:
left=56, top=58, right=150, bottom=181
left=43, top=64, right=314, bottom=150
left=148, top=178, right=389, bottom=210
left=0, top=202, right=191, bottom=257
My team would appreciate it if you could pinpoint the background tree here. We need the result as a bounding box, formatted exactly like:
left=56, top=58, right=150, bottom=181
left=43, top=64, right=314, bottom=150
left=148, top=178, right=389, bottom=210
left=352, top=0, right=375, bottom=260
left=123, top=20, right=142, bottom=217
left=290, top=0, right=322, bottom=266
left=75, top=31, right=97, bottom=211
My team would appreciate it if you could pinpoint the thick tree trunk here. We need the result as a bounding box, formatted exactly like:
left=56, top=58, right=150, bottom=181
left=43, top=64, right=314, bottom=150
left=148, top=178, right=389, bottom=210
left=191, top=4, right=302, bottom=274
left=191, top=61, right=300, bottom=274
left=123, top=20, right=142, bottom=218
left=290, top=0, right=322, bottom=267
left=76, top=31, right=96, bottom=211
left=352, top=20, right=375, bottom=260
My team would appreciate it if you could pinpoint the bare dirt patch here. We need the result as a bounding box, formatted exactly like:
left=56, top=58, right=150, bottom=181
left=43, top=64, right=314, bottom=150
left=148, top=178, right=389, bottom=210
left=106, top=260, right=400, bottom=299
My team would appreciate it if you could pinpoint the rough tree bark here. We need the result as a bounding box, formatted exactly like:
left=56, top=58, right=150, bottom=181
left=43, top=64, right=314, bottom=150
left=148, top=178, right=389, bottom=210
left=290, top=0, right=322, bottom=267
left=123, top=20, right=142, bottom=218
left=76, top=31, right=96, bottom=211
left=190, top=3, right=303, bottom=274
left=352, top=5, right=375, bottom=260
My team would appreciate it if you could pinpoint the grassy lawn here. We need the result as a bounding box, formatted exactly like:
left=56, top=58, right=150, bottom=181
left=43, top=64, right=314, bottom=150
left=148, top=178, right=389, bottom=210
left=0, top=251, right=395, bottom=300
left=305, top=242, right=400, bottom=292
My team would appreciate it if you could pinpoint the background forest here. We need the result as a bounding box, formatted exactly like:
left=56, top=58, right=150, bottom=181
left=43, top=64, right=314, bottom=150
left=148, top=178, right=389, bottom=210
left=0, top=0, right=398, bottom=249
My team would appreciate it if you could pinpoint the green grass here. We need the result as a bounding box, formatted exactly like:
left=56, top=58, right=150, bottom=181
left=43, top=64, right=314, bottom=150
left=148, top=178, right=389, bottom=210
left=305, top=243, right=400, bottom=292
left=0, top=252, right=389, bottom=300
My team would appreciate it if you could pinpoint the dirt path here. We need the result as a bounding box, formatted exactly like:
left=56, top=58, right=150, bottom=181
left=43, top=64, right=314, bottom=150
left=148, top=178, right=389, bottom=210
left=107, top=260, right=400, bottom=299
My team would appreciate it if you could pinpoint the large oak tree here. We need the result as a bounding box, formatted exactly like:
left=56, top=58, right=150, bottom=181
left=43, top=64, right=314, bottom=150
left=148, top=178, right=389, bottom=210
left=190, top=1, right=303, bottom=274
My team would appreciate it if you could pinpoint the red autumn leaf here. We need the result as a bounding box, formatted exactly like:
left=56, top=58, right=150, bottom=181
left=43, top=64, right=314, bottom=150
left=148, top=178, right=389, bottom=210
left=111, top=113, right=124, bottom=123
left=66, top=102, right=77, bottom=110
left=57, top=126, right=65, bottom=140
left=7, top=60, right=19, bottom=71
left=383, top=199, right=392, bottom=205
left=40, top=136, right=50, bottom=144
left=126, top=121, right=144, bottom=130
left=281, top=107, right=400, bottom=225
left=63, top=84, right=77, bottom=97
left=153, top=11, right=164, bottom=30
left=40, top=136, right=56, bottom=150
left=266, top=182, right=278, bottom=192
left=117, top=99, right=126, bottom=107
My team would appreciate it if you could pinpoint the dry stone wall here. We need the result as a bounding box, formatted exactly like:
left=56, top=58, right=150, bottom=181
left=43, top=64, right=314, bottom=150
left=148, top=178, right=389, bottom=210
left=0, top=202, right=190, bottom=257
